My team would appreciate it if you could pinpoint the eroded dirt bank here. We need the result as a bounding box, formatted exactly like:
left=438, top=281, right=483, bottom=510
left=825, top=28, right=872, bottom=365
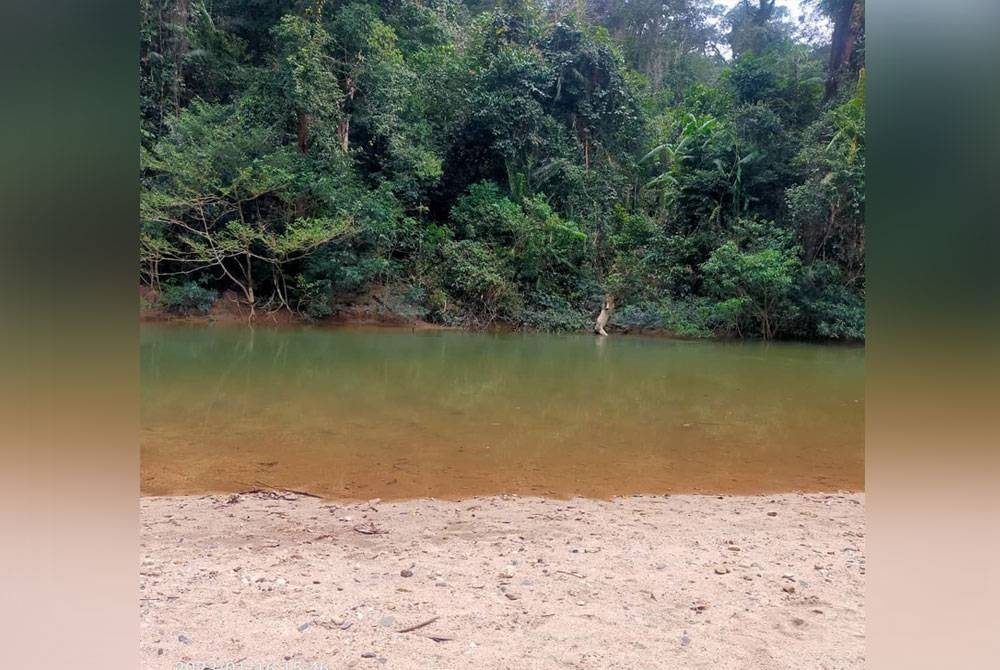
left=141, top=492, right=864, bottom=670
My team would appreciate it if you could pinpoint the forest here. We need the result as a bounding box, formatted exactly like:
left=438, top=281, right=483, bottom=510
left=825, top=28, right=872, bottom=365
left=140, top=0, right=865, bottom=340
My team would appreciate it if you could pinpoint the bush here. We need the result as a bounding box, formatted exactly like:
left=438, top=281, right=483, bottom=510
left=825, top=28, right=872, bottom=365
left=611, top=301, right=663, bottom=330
left=439, top=239, right=522, bottom=326
left=790, top=262, right=865, bottom=340
left=656, top=297, right=715, bottom=338
left=158, top=281, right=217, bottom=314
left=700, top=219, right=802, bottom=339
left=291, top=275, right=333, bottom=320
left=612, top=298, right=713, bottom=338
left=519, top=291, right=589, bottom=332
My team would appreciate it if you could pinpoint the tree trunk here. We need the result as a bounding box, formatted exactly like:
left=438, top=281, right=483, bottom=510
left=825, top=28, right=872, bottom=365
left=170, top=0, right=189, bottom=117
left=594, top=294, right=615, bottom=336
left=336, top=117, right=350, bottom=154
left=825, top=0, right=864, bottom=101
left=336, top=76, right=357, bottom=154
left=244, top=252, right=256, bottom=323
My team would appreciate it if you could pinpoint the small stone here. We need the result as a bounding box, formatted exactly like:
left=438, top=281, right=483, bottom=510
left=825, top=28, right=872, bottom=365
left=782, top=585, right=796, bottom=594
left=178, top=634, right=191, bottom=644
left=504, top=590, right=520, bottom=600
left=576, top=601, right=586, bottom=606
left=298, top=622, right=312, bottom=632
left=361, top=652, right=376, bottom=658
left=714, top=567, right=730, bottom=575
left=400, top=569, right=413, bottom=578
left=655, top=563, right=668, bottom=571
left=767, top=511, right=778, bottom=517
left=499, top=565, right=516, bottom=579
left=726, top=546, right=741, bottom=552
left=276, top=577, right=287, bottom=586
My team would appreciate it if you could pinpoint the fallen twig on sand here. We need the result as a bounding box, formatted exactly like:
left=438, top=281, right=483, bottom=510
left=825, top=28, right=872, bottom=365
left=253, top=480, right=323, bottom=498
left=353, top=521, right=386, bottom=535
left=397, top=616, right=439, bottom=634
left=554, top=570, right=585, bottom=579
left=226, top=481, right=324, bottom=500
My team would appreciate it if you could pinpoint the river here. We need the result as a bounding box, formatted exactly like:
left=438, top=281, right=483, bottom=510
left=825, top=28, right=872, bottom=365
left=141, top=325, right=864, bottom=499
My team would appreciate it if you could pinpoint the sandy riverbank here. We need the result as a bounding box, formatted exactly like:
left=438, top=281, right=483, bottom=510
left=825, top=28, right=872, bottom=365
left=140, top=492, right=864, bottom=670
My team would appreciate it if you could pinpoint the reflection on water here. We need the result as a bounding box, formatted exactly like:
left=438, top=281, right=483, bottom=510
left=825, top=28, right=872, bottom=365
left=141, top=325, right=864, bottom=499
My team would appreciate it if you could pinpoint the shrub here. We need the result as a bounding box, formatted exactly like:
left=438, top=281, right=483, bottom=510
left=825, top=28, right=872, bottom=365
left=158, top=281, right=217, bottom=315
left=291, top=276, right=333, bottom=320
left=700, top=219, right=802, bottom=339
left=612, top=298, right=713, bottom=338
left=520, top=291, right=589, bottom=332
left=790, top=261, right=865, bottom=340
left=439, top=239, right=522, bottom=326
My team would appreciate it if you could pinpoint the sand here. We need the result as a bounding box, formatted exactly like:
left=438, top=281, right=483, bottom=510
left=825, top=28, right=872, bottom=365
left=140, top=492, right=864, bottom=670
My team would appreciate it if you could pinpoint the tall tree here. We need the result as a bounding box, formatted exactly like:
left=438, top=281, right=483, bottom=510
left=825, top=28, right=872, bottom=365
left=822, top=0, right=864, bottom=100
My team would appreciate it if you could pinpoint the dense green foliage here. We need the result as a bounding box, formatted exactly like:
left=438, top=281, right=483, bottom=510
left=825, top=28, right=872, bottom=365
left=141, top=0, right=865, bottom=339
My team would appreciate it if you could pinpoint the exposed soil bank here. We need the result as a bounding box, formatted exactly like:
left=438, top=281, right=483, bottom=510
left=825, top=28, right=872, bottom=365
left=141, top=491, right=864, bottom=669
left=140, top=286, right=449, bottom=330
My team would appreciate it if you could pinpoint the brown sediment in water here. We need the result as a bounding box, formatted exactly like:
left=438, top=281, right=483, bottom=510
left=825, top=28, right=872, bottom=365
left=140, top=432, right=863, bottom=500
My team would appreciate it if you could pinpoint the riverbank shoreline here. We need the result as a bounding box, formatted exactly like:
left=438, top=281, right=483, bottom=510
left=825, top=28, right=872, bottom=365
left=138, top=285, right=717, bottom=339
left=141, top=491, right=865, bottom=669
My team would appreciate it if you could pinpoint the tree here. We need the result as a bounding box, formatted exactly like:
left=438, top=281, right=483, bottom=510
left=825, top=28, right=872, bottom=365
left=271, top=9, right=343, bottom=154
left=701, top=219, right=802, bottom=339
left=787, top=70, right=865, bottom=285
left=137, top=0, right=864, bottom=340
left=141, top=101, right=353, bottom=320
left=586, top=0, right=723, bottom=91
left=820, top=0, right=864, bottom=101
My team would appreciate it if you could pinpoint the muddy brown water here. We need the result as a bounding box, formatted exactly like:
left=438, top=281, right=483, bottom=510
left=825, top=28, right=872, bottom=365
left=141, top=324, right=864, bottom=499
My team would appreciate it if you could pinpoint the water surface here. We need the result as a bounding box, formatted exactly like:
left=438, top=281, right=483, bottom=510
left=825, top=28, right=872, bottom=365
left=141, top=325, right=864, bottom=499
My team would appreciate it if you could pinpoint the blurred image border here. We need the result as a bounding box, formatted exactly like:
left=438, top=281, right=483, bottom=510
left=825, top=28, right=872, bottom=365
left=1, top=1, right=998, bottom=667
